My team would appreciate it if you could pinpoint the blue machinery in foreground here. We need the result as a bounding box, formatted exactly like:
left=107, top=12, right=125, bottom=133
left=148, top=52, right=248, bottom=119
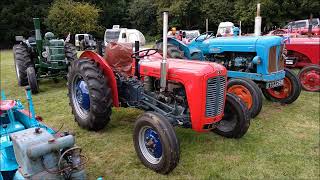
left=0, top=87, right=86, bottom=179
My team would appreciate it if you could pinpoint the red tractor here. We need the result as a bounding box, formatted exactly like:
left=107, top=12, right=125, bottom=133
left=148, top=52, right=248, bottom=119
left=285, top=37, right=320, bottom=91
left=67, top=12, right=250, bottom=174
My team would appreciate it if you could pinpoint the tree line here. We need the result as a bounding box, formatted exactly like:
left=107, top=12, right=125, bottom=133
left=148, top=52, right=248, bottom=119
left=0, top=0, right=319, bottom=48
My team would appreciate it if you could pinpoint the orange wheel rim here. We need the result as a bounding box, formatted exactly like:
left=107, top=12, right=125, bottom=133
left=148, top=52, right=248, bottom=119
left=266, top=77, right=292, bottom=99
left=228, top=85, right=253, bottom=109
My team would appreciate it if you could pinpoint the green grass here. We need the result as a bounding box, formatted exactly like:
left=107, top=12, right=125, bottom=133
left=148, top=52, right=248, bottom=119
left=1, top=49, right=319, bottom=179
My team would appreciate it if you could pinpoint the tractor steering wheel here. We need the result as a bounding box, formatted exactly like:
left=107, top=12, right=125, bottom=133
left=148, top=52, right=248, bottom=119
left=195, top=31, right=215, bottom=42
left=131, top=48, right=158, bottom=59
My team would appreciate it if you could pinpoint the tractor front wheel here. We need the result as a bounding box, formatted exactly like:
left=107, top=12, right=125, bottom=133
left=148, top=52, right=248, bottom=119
left=133, top=112, right=180, bottom=174
left=68, top=58, right=113, bottom=131
left=26, top=67, right=39, bottom=94
left=212, top=93, right=250, bottom=138
left=262, top=68, right=301, bottom=104
left=298, top=65, right=320, bottom=92
left=227, top=78, right=262, bottom=118
left=13, top=44, right=32, bottom=86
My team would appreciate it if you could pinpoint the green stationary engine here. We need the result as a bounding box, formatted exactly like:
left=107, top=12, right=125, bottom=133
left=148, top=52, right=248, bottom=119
left=13, top=18, right=77, bottom=94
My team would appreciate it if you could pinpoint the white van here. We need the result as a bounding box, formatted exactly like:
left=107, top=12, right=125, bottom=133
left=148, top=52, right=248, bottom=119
left=104, top=25, right=146, bottom=46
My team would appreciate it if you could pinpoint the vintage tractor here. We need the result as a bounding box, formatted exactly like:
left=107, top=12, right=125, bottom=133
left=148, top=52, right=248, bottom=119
left=155, top=31, right=302, bottom=118
left=0, top=87, right=86, bottom=179
left=67, top=12, right=250, bottom=174
left=284, top=37, right=320, bottom=92
left=13, top=18, right=77, bottom=94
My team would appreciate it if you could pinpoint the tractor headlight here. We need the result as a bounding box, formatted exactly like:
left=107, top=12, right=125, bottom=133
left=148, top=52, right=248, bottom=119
left=42, top=51, right=48, bottom=58
left=252, top=56, right=261, bottom=65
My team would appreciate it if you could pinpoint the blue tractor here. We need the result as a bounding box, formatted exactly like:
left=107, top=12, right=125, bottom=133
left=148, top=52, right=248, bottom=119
left=0, top=87, right=86, bottom=179
left=155, top=31, right=301, bottom=118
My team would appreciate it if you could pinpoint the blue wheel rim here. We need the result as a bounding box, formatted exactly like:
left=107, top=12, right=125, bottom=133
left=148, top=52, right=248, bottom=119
left=138, top=126, right=163, bottom=164
left=72, top=75, right=90, bottom=119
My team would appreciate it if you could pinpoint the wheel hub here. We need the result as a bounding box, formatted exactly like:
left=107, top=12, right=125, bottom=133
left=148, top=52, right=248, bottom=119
left=228, top=85, right=253, bottom=109
left=301, top=70, right=319, bottom=90
left=138, top=126, right=163, bottom=164
left=266, top=77, right=292, bottom=99
left=144, top=128, right=162, bottom=159
left=75, top=80, right=90, bottom=110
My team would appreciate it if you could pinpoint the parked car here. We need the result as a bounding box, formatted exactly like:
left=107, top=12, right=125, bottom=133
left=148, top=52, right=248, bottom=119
left=75, top=33, right=97, bottom=51
left=269, top=18, right=320, bottom=36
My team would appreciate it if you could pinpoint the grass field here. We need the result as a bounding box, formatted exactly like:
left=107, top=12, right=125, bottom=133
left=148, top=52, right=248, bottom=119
left=1, top=49, right=319, bottom=179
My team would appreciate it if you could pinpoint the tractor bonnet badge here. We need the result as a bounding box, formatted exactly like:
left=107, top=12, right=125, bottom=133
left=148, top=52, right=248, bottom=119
left=217, top=70, right=221, bottom=75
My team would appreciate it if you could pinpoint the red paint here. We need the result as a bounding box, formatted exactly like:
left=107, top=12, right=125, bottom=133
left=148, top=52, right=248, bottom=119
left=80, top=51, right=120, bottom=107
left=0, top=100, right=16, bottom=110
left=80, top=50, right=228, bottom=132
left=299, top=68, right=320, bottom=91
left=140, top=53, right=227, bottom=132
left=286, top=37, right=320, bottom=68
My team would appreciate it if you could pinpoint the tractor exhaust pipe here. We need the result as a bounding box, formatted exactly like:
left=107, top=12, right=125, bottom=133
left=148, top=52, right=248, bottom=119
left=254, top=3, right=262, bottom=36
left=160, top=11, right=169, bottom=91
left=33, top=18, right=42, bottom=56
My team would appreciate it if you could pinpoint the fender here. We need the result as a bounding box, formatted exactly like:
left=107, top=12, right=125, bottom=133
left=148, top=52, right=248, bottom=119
left=156, top=37, right=193, bottom=59
left=79, top=51, right=119, bottom=107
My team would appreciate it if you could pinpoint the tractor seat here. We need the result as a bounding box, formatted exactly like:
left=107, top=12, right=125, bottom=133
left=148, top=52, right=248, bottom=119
left=0, top=100, right=16, bottom=111
left=104, top=42, right=133, bottom=76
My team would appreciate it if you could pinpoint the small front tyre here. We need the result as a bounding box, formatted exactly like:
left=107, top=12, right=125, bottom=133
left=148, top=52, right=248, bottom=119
left=133, top=112, right=180, bottom=174
left=227, top=78, right=263, bottom=118
left=212, top=93, right=250, bottom=138
left=297, top=65, right=320, bottom=92
left=26, top=67, right=39, bottom=94
left=262, top=68, right=301, bottom=104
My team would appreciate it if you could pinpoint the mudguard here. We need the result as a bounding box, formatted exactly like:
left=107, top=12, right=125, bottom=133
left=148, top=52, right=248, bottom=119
left=79, top=51, right=120, bottom=107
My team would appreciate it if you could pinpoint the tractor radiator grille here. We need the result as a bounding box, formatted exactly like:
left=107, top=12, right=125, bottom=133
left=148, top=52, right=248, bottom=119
left=205, top=76, right=226, bottom=117
left=268, top=46, right=277, bottom=72
left=269, top=45, right=285, bottom=72
left=278, top=45, right=285, bottom=70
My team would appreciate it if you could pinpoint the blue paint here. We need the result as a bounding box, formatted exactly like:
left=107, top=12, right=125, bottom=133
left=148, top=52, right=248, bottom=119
left=144, top=128, right=162, bottom=158
left=162, top=35, right=285, bottom=83
left=75, top=80, right=90, bottom=110
left=0, top=89, right=55, bottom=176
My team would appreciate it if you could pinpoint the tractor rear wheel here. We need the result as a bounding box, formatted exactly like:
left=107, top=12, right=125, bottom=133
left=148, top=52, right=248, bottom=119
left=212, top=93, right=250, bottom=138
left=297, top=65, right=320, bottom=92
left=154, top=42, right=185, bottom=59
left=13, top=44, right=32, bottom=86
left=68, top=58, right=113, bottom=131
left=133, top=112, right=180, bottom=174
left=65, top=43, right=77, bottom=65
left=227, top=78, right=262, bottom=118
left=262, top=68, right=301, bottom=104
left=26, top=66, right=39, bottom=94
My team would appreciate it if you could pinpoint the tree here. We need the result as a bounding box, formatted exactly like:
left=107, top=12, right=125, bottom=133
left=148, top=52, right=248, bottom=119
left=45, top=0, right=101, bottom=37
left=128, top=0, right=159, bottom=36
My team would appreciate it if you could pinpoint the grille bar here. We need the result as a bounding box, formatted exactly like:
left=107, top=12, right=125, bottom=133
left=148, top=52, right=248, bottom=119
left=205, top=76, right=226, bottom=117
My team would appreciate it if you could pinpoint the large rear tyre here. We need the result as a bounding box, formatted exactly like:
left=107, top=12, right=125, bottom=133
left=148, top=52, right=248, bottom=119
left=297, top=65, right=320, bottom=92
left=154, top=42, right=185, bottom=59
left=26, top=67, right=39, bottom=94
left=13, top=44, right=32, bottom=86
left=68, top=59, right=113, bottom=131
left=212, top=93, right=250, bottom=138
left=262, top=68, right=301, bottom=104
left=65, top=43, right=77, bottom=65
left=227, top=78, right=262, bottom=118
left=133, top=112, right=180, bottom=174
